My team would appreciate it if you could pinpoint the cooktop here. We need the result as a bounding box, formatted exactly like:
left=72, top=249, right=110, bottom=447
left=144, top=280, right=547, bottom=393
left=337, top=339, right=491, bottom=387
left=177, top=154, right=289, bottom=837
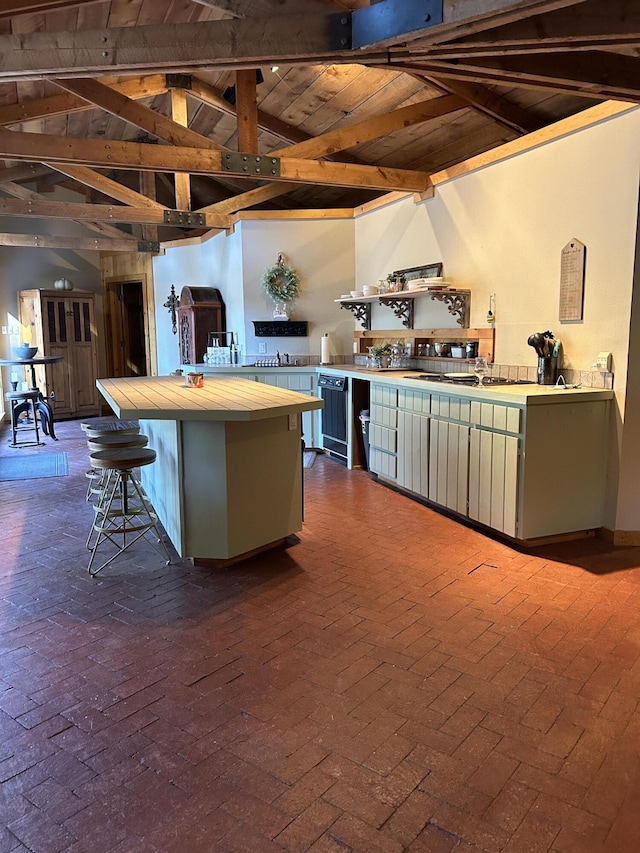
left=403, top=373, right=535, bottom=386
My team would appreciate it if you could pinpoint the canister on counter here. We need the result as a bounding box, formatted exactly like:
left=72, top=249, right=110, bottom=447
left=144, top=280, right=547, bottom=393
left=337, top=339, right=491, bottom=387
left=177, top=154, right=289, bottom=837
left=185, top=372, right=204, bottom=388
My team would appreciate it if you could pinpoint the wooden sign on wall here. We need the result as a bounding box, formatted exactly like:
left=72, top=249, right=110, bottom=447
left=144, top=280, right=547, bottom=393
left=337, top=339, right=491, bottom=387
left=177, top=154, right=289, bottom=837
left=559, top=238, right=586, bottom=321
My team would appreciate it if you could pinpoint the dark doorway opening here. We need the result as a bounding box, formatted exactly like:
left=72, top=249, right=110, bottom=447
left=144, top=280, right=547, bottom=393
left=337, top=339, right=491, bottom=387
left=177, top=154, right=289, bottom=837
left=105, top=280, right=148, bottom=378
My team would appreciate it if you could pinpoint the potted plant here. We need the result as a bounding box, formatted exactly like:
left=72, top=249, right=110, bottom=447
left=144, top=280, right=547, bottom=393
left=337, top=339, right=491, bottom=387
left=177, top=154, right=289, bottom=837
left=368, top=343, right=394, bottom=368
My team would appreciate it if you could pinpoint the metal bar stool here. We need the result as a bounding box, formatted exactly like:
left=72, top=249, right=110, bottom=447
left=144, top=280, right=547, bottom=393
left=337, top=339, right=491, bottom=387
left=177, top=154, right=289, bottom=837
left=4, top=390, right=44, bottom=447
left=86, top=433, right=149, bottom=549
left=81, top=419, right=140, bottom=501
left=86, top=446, right=172, bottom=576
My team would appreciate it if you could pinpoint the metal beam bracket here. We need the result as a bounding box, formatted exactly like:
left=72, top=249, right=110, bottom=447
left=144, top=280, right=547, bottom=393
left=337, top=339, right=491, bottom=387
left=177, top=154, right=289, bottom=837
left=166, top=74, right=192, bottom=90
left=222, top=153, right=281, bottom=178
left=138, top=240, right=161, bottom=253
left=345, top=0, right=443, bottom=50
left=163, top=210, right=206, bottom=228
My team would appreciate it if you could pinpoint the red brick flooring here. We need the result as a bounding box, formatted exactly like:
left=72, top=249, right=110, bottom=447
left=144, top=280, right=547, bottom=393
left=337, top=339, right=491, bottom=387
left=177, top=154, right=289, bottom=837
left=2, top=418, right=640, bottom=852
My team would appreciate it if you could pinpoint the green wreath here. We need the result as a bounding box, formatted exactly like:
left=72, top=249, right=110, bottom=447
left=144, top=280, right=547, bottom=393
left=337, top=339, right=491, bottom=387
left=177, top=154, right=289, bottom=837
left=262, top=254, right=300, bottom=303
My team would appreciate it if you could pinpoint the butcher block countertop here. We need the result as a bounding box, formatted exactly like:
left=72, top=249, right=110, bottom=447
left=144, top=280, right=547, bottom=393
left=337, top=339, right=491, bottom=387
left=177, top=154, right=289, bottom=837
left=97, top=375, right=322, bottom=422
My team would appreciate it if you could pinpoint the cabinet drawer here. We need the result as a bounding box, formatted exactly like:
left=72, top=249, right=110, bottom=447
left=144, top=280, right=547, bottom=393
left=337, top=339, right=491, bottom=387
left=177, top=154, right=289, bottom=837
left=370, top=447, right=397, bottom=481
left=398, top=388, right=430, bottom=414
left=470, top=401, right=522, bottom=434
left=371, top=384, right=398, bottom=407
left=371, top=403, right=397, bottom=429
left=370, top=423, right=397, bottom=453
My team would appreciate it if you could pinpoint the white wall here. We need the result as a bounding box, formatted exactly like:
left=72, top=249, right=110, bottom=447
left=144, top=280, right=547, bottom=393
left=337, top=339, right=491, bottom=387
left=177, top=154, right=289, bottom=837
left=239, top=218, right=355, bottom=362
left=153, top=218, right=354, bottom=369
left=355, top=108, right=640, bottom=532
left=152, top=228, right=244, bottom=374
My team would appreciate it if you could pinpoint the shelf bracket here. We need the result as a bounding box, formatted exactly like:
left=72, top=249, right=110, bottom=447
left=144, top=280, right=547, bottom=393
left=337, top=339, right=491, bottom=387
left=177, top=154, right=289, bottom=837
left=379, top=296, right=414, bottom=328
left=340, top=301, right=371, bottom=330
left=430, top=292, right=469, bottom=327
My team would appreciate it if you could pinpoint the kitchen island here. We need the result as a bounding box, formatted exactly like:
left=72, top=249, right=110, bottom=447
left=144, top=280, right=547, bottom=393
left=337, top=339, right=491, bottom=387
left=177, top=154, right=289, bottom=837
left=96, top=375, right=323, bottom=566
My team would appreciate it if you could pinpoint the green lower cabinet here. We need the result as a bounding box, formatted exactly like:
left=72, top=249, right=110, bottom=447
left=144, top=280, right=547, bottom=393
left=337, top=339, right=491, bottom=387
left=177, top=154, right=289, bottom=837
left=427, top=418, right=469, bottom=516
left=396, top=410, right=429, bottom=498
left=468, top=427, right=519, bottom=537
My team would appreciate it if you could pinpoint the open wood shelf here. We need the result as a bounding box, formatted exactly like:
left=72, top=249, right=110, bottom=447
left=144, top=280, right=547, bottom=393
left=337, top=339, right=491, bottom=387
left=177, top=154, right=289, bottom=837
left=354, top=327, right=495, bottom=362
left=336, top=289, right=470, bottom=329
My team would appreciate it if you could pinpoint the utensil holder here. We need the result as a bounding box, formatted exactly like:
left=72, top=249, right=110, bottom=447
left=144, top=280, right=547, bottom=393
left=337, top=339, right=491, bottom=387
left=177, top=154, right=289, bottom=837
left=537, top=356, right=557, bottom=385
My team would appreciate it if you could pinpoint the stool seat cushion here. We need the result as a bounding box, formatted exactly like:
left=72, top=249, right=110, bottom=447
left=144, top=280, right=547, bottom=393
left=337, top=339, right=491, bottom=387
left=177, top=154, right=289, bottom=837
left=81, top=418, right=139, bottom=434
left=87, top=433, right=148, bottom=451
left=89, top=447, right=157, bottom=470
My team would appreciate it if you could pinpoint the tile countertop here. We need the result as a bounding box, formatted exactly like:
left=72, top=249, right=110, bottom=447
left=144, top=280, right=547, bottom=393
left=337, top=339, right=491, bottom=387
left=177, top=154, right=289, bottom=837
left=312, top=365, right=614, bottom=406
left=184, top=364, right=613, bottom=406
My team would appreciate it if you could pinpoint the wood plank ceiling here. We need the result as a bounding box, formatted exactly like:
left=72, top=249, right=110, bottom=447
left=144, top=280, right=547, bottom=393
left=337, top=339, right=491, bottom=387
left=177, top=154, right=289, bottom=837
left=0, top=0, right=638, bottom=250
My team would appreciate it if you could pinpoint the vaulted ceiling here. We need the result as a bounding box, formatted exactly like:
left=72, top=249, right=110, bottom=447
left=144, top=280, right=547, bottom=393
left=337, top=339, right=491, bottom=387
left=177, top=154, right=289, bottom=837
left=0, top=0, right=638, bottom=252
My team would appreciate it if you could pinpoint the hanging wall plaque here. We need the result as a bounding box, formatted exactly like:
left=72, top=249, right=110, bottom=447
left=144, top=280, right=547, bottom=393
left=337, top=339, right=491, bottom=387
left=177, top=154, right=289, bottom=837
left=559, top=238, right=586, bottom=321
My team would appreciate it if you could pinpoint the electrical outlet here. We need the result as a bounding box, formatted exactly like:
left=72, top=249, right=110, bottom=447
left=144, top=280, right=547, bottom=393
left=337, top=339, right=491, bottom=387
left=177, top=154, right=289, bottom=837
left=258, top=342, right=266, bottom=354
left=595, top=351, right=611, bottom=371
left=1, top=326, right=6, bottom=335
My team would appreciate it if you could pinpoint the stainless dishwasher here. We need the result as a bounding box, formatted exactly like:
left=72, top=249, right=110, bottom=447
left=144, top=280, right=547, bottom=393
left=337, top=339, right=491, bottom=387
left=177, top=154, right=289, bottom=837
left=318, top=374, right=348, bottom=464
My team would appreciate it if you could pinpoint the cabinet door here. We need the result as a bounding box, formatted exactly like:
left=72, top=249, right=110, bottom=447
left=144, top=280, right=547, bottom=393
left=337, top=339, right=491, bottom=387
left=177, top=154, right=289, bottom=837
left=428, top=419, right=469, bottom=515
left=468, top=428, right=519, bottom=536
left=41, top=297, right=73, bottom=416
left=68, top=295, right=99, bottom=416
left=397, top=410, right=429, bottom=497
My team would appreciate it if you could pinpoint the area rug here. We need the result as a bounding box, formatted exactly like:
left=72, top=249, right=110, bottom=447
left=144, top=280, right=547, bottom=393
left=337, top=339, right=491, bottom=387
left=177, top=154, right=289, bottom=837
left=0, top=452, right=68, bottom=481
left=303, top=451, right=317, bottom=468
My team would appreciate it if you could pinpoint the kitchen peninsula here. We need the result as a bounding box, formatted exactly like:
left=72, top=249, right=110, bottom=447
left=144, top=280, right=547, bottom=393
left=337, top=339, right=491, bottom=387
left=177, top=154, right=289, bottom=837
left=96, top=375, right=322, bottom=566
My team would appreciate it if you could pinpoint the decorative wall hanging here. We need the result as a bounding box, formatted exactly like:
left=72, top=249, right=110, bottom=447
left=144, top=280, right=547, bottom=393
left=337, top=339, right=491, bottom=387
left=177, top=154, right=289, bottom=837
left=163, top=284, right=179, bottom=334
left=262, top=252, right=300, bottom=318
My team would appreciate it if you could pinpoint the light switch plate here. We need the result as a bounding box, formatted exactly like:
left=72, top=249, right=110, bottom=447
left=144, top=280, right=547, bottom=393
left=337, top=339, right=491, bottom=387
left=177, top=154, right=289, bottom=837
left=288, top=413, right=297, bottom=431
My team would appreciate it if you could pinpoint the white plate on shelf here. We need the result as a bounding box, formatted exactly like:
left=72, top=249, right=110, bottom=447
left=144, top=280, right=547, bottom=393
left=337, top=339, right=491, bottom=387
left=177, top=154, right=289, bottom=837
left=444, top=372, right=476, bottom=380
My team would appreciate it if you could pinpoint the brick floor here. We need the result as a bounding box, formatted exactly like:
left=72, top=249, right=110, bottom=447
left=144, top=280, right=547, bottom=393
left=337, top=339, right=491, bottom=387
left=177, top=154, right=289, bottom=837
left=1, top=418, right=640, bottom=851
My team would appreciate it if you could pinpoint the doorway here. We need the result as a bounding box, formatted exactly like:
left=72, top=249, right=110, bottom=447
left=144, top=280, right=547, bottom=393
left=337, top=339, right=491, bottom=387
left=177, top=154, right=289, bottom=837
left=105, top=280, right=148, bottom=377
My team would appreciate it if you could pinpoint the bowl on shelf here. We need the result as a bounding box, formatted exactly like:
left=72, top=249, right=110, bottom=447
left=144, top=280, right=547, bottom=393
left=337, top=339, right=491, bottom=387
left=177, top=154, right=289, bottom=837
left=12, top=344, right=38, bottom=360
left=362, top=285, right=378, bottom=296
left=350, top=290, right=364, bottom=298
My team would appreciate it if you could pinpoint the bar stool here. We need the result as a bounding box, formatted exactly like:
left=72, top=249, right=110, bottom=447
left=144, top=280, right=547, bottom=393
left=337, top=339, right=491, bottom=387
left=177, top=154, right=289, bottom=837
left=86, top=432, right=149, bottom=509
left=86, top=446, right=172, bottom=576
left=4, top=390, right=44, bottom=447
left=82, top=419, right=140, bottom=500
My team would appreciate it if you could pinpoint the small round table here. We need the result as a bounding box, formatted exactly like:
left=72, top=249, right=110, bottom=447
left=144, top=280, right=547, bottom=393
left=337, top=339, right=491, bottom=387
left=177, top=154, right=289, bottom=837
left=0, top=356, right=63, bottom=443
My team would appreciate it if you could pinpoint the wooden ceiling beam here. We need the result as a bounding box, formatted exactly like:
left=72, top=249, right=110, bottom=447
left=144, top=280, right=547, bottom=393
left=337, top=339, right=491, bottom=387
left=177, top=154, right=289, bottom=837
left=53, top=78, right=226, bottom=152
left=0, top=231, right=156, bottom=252
left=170, top=87, right=191, bottom=211
left=418, top=0, right=640, bottom=55
left=45, top=164, right=169, bottom=209
left=188, top=77, right=311, bottom=147
left=0, top=196, right=229, bottom=229
left=0, top=179, right=141, bottom=242
left=236, top=70, right=259, bottom=153
left=401, top=72, right=543, bottom=134
left=404, top=52, right=640, bottom=102
left=0, top=0, right=101, bottom=18
left=192, top=0, right=343, bottom=13
left=270, top=94, right=467, bottom=159
left=0, top=128, right=432, bottom=192
left=0, top=76, right=168, bottom=128
left=0, top=163, right=50, bottom=183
